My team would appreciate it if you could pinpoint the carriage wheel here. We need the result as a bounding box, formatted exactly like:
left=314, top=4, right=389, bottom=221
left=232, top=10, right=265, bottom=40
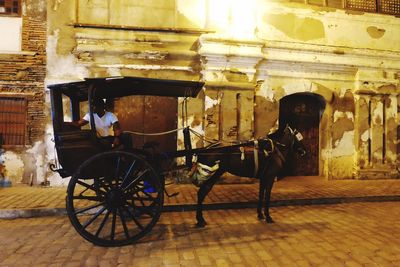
left=66, top=151, right=164, bottom=247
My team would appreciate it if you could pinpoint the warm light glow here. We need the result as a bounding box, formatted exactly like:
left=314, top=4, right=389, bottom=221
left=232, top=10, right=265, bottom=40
left=229, top=0, right=257, bottom=39
left=207, top=0, right=231, bottom=30
left=207, top=0, right=257, bottom=39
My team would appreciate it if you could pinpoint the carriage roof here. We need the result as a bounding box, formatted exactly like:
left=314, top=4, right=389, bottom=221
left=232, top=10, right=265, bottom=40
left=47, top=76, right=204, bottom=101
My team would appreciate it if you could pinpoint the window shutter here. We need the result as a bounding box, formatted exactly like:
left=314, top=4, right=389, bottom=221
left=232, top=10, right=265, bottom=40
left=0, top=0, right=21, bottom=16
left=379, top=0, right=400, bottom=15
left=346, top=0, right=377, bottom=12
left=0, top=97, right=26, bottom=146
left=327, top=0, right=344, bottom=8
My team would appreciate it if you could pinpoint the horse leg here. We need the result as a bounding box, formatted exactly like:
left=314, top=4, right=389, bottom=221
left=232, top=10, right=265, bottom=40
left=263, top=172, right=276, bottom=223
left=257, top=172, right=267, bottom=220
left=196, top=169, right=223, bottom=228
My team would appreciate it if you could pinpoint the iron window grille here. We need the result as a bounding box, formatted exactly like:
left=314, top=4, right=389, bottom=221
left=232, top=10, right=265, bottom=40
left=290, top=0, right=400, bottom=16
left=0, top=95, right=27, bottom=146
left=0, top=0, right=21, bottom=17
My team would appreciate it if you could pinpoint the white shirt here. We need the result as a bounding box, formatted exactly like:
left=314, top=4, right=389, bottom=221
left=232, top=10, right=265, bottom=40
left=83, top=112, right=118, bottom=137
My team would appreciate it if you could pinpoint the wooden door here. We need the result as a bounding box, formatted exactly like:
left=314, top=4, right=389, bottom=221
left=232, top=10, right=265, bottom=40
left=114, top=96, right=178, bottom=153
left=279, top=93, right=323, bottom=176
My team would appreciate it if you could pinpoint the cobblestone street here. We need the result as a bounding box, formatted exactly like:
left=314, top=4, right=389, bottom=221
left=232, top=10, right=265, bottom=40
left=0, top=201, right=399, bottom=267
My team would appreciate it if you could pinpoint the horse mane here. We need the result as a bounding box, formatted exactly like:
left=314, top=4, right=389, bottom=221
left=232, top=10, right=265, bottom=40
left=267, top=127, right=284, bottom=140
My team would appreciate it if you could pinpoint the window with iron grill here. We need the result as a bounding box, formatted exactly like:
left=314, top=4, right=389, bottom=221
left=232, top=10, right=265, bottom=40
left=346, top=0, right=377, bottom=12
left=0, top=0, right=20, bottom=16
left=289, top=0, right=400, bottom=16
left=0, top=96, right=26, bottom=146
left=379, top=0, right=400, bottom=15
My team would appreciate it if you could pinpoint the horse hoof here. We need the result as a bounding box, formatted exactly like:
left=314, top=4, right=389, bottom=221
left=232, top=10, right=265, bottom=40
left=266, top=217, right=274, bottom=224
left=196, top=221, right=207, bottom=228
left=257, top=214, right=264, bottom=220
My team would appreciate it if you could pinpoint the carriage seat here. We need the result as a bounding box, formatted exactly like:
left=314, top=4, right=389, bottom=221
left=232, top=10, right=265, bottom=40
left=143, top=141, right=159, bottom=149
left=142, top=141, right=160, bottom=156
left=55, top=130, right=93, bottom=148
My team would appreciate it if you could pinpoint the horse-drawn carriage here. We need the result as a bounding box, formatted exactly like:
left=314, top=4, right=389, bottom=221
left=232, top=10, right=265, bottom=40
left=49, top=76, right=306, bottom=247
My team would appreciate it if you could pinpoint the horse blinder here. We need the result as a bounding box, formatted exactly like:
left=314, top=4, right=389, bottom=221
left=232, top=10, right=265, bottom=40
left=293, top=130, right=307, bottom=157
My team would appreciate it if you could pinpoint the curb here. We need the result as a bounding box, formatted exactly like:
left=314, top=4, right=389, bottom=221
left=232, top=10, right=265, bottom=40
left=1, top=195, right=399, bottom=219
left=163, top=195, right=400, bottom=212
left=0, top=208, right=66, bottom=219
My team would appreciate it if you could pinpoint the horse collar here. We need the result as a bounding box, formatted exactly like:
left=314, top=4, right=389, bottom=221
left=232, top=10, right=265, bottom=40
left=253, top=140, right=259, bottom=177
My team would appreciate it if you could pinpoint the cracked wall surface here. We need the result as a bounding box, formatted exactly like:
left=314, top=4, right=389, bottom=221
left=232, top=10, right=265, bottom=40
left=0, top=0, right=47, bottom=186
left=37, top=0, right=400, bottom=184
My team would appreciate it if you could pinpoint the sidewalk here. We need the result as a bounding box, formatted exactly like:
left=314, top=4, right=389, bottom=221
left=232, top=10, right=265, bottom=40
left=1, top=176, right=400, bottom=219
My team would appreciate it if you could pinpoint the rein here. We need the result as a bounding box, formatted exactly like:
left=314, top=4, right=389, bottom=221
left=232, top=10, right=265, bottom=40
left=124, top=128, right=184, bottom=136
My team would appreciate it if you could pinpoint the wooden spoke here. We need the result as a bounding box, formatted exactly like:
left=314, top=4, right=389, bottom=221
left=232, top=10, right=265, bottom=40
left=121, top=160, right=136, bottom=187
left=123, top=169, right=149, bottom=192
left=67, top=151, right=163, bottom=246
left=110, top=210, right=117, bottom=241
left=76, top=180, right=107, bottom=196
left=118, top=208, right=130, bottom=239
left=77, top=185, right=90, bottom=196
left=123, top=203, right=145, bottom=230
left=95, top=209, right=111, bottom=237
left=74, top=202, right=106, bottom=215
left=72, top=195, right=102, bottom=201
left=141, top=189, right=158, bottom=200
left=126, top=198, right=156, bottom=217
left=82, top=206, right=107, bottom=230
left=136, top=192, right=146, bottom=207
left=114, top=155, right=121, bottom=179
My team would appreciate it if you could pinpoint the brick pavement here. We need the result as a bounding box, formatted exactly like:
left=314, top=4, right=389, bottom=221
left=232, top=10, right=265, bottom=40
left=0, top=176, right=400, bottom=218
left=0, top=202, right=399, bottom=266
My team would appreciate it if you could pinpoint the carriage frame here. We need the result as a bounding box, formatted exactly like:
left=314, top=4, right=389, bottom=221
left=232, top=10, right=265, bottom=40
left=49, top=76, right=207, bottom=246
left=49, top=76, right=307, bottom=247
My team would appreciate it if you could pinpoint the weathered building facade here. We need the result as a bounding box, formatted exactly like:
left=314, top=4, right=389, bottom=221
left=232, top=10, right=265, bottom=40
left=2, top=0, right=399, bottom=185
left=0, top=0, right=47, bottom=186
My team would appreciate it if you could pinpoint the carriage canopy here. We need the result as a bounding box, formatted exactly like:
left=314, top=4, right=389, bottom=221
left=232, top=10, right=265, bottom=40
left=47, top=76, right=204, bottom=101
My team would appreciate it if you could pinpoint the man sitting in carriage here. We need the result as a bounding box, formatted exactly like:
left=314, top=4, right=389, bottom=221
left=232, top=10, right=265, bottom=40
left=66, top=98, right=123, bottom=148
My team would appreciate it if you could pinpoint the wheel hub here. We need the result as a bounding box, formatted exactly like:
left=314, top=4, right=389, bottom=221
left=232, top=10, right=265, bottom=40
left=106, top=188, right=126, bottom=209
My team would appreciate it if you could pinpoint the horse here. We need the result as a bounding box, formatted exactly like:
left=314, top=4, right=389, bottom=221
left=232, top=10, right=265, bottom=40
left=193, top=124, right=306, bottom=227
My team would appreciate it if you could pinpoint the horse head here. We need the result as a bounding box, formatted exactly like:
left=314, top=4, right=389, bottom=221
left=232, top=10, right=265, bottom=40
left=265, top=124, right=306, bottom=156
left=282, top=124, right=306, bottom=157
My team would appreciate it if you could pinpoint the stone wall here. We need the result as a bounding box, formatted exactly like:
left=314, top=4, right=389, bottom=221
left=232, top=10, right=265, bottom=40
left=0, top=0, right=47, bottom=185
left=44, top=0, right=400, bottom=184
left=198, top=2, right=400, bottom=179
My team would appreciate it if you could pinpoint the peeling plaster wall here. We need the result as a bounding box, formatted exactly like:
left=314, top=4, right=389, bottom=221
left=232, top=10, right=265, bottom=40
left=256, top=2, right=400, bottom=51
left=1, top=0, right=47, bottom=186
left=46, top=0, right=206, bottom=184
left=198, top=1, right=400, bottom=180
left=45, top=0, right=400, bottom=183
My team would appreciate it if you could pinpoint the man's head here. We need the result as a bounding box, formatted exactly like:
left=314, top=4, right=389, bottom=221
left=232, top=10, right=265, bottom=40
left=92, top=98, right=106, bottom=115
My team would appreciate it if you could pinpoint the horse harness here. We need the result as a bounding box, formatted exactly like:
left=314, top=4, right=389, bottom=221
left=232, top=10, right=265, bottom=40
left=238, top=138, right=277, bottom=177
left=190, top=137, right=284, bottom=185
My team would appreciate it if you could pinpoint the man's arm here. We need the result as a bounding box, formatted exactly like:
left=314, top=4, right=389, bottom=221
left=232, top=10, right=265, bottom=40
left=65, top=119, right=89, bottom=128
left=112, top=121, right=122, bottom=147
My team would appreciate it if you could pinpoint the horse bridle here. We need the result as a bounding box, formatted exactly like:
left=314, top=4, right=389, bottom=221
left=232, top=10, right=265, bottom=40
left=291, top=128, right=306, bottom=157
left=272, top=126, right=305, bottom=162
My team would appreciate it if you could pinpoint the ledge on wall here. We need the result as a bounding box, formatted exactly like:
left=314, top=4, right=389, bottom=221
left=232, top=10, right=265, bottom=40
left=0, top=51, right=37, bottom=56
left=205, top=81, right=255, bottom=90
left=71, top=23, right=214, bottom=34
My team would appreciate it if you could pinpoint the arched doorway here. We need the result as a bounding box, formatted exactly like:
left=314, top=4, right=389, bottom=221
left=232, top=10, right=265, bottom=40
left=279, top=93, right=326, bottom=176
